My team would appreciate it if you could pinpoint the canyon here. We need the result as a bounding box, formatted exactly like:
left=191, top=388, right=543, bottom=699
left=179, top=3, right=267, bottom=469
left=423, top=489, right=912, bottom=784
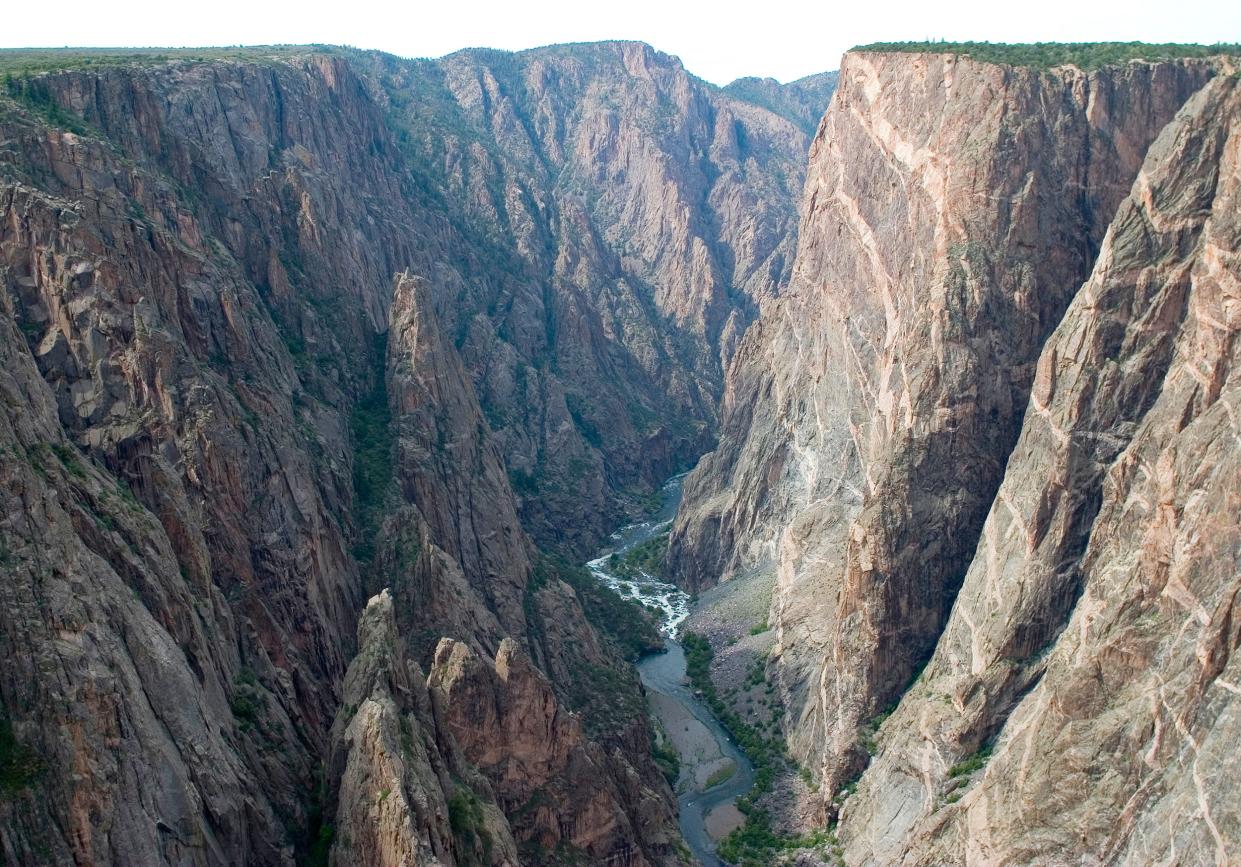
left=1, top=37, right=1239, bottom=867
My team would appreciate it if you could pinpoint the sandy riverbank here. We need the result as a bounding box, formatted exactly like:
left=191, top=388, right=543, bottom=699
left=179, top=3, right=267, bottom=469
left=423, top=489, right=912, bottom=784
left=704, top=803, right=745, bottom=840
left=649, top=691, right=737, bottom=792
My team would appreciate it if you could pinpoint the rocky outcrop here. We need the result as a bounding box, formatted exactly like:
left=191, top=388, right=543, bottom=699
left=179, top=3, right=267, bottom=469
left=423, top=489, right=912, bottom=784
left=326, top=269, right=682, bottom=864
left=668, top=50, right=1220, bottom=800
left=328, top=591, right=519, bottom=867
left=429, top=637, right=676, bottom=865
left=3, top=42, right=829, bottom=569
left=838, top=70, right=1241, bottom=867
left=326, top=587, right=681, bottom=867
left=7, top=33, right=1241, bottom=867
left=379, top=272, right=531, bottom=655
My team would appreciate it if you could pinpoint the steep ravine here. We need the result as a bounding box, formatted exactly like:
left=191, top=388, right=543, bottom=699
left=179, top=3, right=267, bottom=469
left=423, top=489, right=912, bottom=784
left=5, top=38, right=1240, bottom=867
left=350, top=41, right=835, bottom=555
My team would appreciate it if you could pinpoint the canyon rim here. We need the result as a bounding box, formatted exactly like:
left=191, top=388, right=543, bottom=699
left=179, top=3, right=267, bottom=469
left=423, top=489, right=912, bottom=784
left=1, top=33, right=1240, bottom=867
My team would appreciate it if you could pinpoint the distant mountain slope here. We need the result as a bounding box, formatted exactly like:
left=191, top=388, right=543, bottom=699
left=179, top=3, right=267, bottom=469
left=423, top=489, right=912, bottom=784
left=347, top=41, right=833, bottom=550
left=723, top=70, right=840, bottom=135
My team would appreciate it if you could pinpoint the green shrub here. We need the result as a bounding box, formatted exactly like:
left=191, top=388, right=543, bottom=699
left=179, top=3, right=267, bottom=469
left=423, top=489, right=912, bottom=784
left=230, top=668, right=263, bottom=731
left=859, top=707, right=893, bottom=756
left=716, top=804, right=839, bottom=867
left=851, top=41, right=1241, bottom=71
left=0, top=719, right=43, bottom=797
left=564, top=393, right=602, bottom=448
left=306, top=823, right=334, bottom=867
left=705, top=762, right=737, bottom=789
left=230, top=693, right=260, bottom=730
left=681, top=631, right=824, bottom=862
left=3, top=76, right=93, bottom=135
left=652, top=733, right=681, bottom=787
left=507, top=467, right=537, bottom=495
left=448, top=785, right=493, bottom=864
left=948, top=745, right=994, bottom=779
left=50, top=443, right=87, bottom=478
left=350, top=332, right=394, bottom=565
left=609, top=532, right=668, bottom=581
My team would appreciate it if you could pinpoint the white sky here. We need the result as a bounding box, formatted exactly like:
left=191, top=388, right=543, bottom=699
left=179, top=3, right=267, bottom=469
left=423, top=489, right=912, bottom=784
left=3, top=0, right=1239, bottom=85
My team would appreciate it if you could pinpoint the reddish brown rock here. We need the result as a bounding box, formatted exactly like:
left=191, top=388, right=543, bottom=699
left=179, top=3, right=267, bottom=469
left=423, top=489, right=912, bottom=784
left=381, top=272, right=531, bottom=652
left=328, top=591, right=519, bottom=867
left=4, top=44, right=792, bottom=865
left=429, top=637, right=659, bottom=865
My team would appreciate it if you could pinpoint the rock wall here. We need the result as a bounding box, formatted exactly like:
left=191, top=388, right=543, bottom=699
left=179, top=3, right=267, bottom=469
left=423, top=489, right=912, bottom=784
left=328, top=591, right=520, bottom=867
left=669, top=47, right=1240, bottom=863
left=839, top=70, right=1241, bottom=867
left=1, top=58, right=393, bottom=860
left=354, top=41, right=827, bottom=551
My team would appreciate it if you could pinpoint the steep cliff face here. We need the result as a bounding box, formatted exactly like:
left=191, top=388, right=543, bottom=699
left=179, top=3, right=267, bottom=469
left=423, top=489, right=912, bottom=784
left=669, top=51, right=1222, bottom=801
left=380, top=272, right=531, bottom=654
left=0, top=42, right=824, bottom=865
left=428, top=635, right=681, bottom=866
left=0, top=57, right=396, bottom=861
left=352, top=41, right=827, bottom=551
left=0, top=306, right=290, bottom=865
left=838, top=71, right=1241, bottom=867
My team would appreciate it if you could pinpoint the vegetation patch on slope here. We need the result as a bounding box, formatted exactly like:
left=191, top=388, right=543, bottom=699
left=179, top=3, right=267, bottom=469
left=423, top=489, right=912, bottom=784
left=0, top=46, right=327, bottom=75
left=350, top=332, right=395, bottom=566
left=705, top=761, right=737, bottom=789
left=524, top=553, right=663, bottom=740
left=948, top=744, right=994, bottom=779
left=851, top=41, right=1241, bottom=70
left=448, top=784, right=495, bottom=866
left=0, top=719, right=43, bottom=797
left=533, top=554, right=663, bottom=660
left=651, top=725, right=681, bottom=787
left=2, top=75, right=93, bottom=134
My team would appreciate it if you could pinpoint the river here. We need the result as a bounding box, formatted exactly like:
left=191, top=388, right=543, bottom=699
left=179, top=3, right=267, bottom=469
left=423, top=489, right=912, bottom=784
left=586, top=475, right=753, bottom=867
